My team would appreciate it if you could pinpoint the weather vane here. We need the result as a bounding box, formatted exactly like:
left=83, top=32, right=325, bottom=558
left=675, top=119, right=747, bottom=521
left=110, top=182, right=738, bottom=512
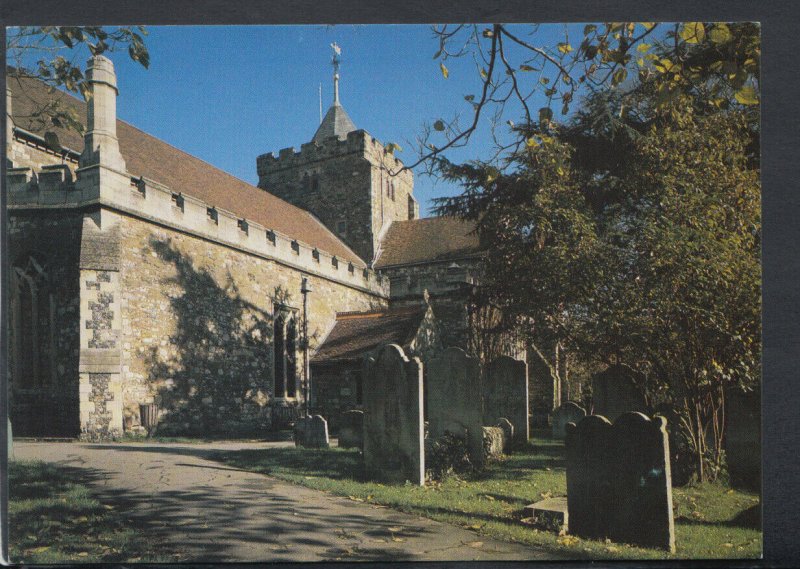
left=331, top=42, right=342, bottom=104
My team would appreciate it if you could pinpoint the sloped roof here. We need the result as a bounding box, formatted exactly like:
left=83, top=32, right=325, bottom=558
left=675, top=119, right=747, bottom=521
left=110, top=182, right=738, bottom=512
left=312, top=305, right=427, bottom=363
left=312, top=103, right=357, bottom=143
left=8, top=74, right=366, bottom=267
left=375, top=216, right=483, bottom=268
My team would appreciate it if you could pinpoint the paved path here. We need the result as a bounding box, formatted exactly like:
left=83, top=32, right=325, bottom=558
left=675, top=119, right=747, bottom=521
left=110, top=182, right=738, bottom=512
left=15, top=441, right=557, bottom=562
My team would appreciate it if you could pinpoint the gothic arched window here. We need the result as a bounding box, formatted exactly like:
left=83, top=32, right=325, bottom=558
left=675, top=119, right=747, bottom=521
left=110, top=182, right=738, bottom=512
left=10, top=255, right=56, bottom=389
left=273, top=315, right=286, bottom=397
left=286, top=318, right=297, bottom=398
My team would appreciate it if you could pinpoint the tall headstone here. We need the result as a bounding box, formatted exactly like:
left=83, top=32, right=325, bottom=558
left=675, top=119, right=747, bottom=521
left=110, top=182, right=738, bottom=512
left=483, top=356, right=529, bottom=442
left=591, top=364, right=647, bottom=421
left=427, top=347, right=483, bottom=464
left=362, top=344, right=425, bottom=485
left=306, top=415, right=330, bottom=448
left=552, top=401, right=586, bottom=439
left=338, top=409, right=364, bottom=449
left=609, top=413, right=675, bottom=552
left=725, top=388, right=761, bottom=490
left=565, top=415, right=613, bottom=540
left=566, top=413, right=675, bottom=552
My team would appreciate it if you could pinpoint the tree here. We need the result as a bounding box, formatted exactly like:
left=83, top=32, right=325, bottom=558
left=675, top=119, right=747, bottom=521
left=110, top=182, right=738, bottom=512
left=433, top=26, right=760, bottom=482
left=6, top=26, right=150, bottom=151
left=390, top=22, right=759, bottom=174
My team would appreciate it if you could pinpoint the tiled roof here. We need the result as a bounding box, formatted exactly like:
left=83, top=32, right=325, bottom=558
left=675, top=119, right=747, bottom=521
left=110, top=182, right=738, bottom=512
left=375, top=216, right=483, bottom=268
left=8, top=74, right=366, bottom=268
left=313, top=103, right=357, bottom=143
left=311, top=305, right=427, bottom=363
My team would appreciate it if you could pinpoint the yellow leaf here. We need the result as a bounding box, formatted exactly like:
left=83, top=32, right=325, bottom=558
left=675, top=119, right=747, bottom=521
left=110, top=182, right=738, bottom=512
left=709, top=23, right=732, bottom=44
left=440, top=62, right=449, bottom=79
left=557, top=43, right=573, bottom=54
left=387, top=526, right=403, bottom=532
left=735, top=85, right=759, bottom=105
left=680, top=22, right=706, bottom=44
left=636, top=43, right=651, bottom=53
left=467, top=541, right=484, bottom=548
left=526, top=137, right=539, bottom=147
left=640, top=22, right=656, bottom=30
left=391, top=536, right=406, bottom=542
left=77, top=552, right=90, bottom=557
left=31, top=546, right=50, bottom=553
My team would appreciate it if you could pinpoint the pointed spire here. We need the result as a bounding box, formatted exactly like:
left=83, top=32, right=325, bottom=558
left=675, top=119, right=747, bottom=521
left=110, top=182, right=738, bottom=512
left=312, top=43, right=356, bottom=143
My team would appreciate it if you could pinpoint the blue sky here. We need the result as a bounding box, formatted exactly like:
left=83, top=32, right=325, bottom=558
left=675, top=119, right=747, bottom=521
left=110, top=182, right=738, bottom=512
left=21, top=25, right=579, bottom=215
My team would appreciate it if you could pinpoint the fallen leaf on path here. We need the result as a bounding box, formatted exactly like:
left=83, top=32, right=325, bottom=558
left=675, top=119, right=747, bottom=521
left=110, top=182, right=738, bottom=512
left=387, top=526, right=403, bottom=532
left=467, top=541, right=484, bottom=548
left=30, top=546, right=50, bottom=553
left=77, top=552, right=89, bottom=557
left=557, top=535, right=579, bottom=546
left=391, top=537, right=405, bottom=542
left=468, top=523, right=484, bottom=530
left=371, top=538, right=387, bottom=543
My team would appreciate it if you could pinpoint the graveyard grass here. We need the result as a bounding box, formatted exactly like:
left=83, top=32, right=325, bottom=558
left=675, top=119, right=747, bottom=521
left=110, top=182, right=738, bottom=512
left=8, top=460, right=177, bottom=564
left=215, top=433, right=761, bottom=560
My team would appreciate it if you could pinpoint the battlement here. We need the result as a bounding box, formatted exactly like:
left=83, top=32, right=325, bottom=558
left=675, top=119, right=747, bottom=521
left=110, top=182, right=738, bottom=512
left=6, top=164, right=390, bottom=297
left=257, top=128, right=407, bottom=177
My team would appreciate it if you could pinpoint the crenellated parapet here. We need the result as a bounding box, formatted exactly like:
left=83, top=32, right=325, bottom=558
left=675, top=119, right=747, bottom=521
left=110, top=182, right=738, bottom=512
left=7, top=165, right=390, bottom=297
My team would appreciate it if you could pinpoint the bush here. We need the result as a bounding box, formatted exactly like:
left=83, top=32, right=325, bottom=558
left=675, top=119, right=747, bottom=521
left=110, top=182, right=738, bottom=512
left=425, top=432, right=475, bottom=481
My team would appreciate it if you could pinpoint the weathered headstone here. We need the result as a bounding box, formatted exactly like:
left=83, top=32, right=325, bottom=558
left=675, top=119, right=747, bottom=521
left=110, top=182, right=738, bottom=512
left=725, top=388, right=761, bottom=490
left=566, top=412, right=675, bottom=552
left=591, top=365, right=647, bottom=421
left=427, top=347, right=483, bottom=464
left=552, top=401, right=586, bottom=440
left=362, top=344, right=425, bottom=485
left=565, top=415, right=613, bottom=540
left=338, top=409, right=364, bottom=449
left=306, top=415, right=330, bottom=448
left=483, top=356, right=529, bottom=442
left=496, top=418, right=514, bottom=452
left=523, top=497, right=569, bottom=532
left=609, top=413, right=675, bottom=552
left=293, top=416, right=309, bottom=446
left=482, top=426, right=505, bottom=459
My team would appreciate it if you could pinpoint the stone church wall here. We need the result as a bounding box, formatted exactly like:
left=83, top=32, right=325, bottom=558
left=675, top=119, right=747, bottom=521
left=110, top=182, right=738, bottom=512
left=117, top=212, right=387, bottom=435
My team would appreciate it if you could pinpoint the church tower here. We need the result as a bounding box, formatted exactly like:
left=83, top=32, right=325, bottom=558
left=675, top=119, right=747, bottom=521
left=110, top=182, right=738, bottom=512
left=256, top=44, right=419, bottom=265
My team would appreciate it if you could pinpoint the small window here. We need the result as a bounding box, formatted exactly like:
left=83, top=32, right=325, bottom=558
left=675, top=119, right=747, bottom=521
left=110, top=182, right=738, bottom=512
left=332, top=257, right=339, bottom=269
left=266, top=230, right=276, bottom=245
left=311, top=175, right=320, bottom=192
left=348, top=263, right=355, bottom=274
left=390, top=181, right=395, bottom=201
left=362, top=269, right=369, bottom=280
left=312, top=249, right=320, bottom=262
left=337, top=220, right=347, bottom=234
left=408, top=195, right=416, bottom=219
left=237, top=219, right=248, bottom=233
left=291, top=240, right=300, bottom=254
left=207, top=207, right=218, bottom=223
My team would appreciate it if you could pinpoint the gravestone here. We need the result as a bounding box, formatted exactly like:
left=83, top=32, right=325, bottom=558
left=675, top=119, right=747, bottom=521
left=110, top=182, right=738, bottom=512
left=552, top=401, right=586, bottom=439
left=362, top=344, right=425, bottom=485
left=305, top=415, right=330, bottom=448
left=483, top=356, right=529, bottom=442
left=566, top=412, right=675, bottom=552
left=725, top=389, right=761, bottom=490
left=591, top=365, right=647, bottom=421
left=427, top=347, right=483, bottom=464
left=609, top=413, right=675, bottom=552
left=338, top=409, right=364, bottom=450
left=523, top=497, right=569, bottom=532
left=496, top=418, right=514, bottom=452
left=565, top=415, right=613, bottom=540
left=482, top=426, right=505, bottom=459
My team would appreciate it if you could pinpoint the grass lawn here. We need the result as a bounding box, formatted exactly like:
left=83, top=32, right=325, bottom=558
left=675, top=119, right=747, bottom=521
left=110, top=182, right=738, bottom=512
left=214, top=435, right=761, bottom=561
left=9, top=460, right=176, bottom=564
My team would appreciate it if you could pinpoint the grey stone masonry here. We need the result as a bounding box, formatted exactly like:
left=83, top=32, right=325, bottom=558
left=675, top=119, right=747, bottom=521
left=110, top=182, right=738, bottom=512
left=362, top=344, right=424, bottom=485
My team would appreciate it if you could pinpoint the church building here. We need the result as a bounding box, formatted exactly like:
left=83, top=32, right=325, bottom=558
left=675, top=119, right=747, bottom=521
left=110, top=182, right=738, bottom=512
left=6, top=53, right=555, bottom=439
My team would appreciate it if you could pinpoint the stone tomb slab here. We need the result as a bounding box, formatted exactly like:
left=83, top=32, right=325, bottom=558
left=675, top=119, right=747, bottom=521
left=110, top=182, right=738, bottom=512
left=523, top=497, right=568, bottom=532
left=362, top=344, right=424, bottom=485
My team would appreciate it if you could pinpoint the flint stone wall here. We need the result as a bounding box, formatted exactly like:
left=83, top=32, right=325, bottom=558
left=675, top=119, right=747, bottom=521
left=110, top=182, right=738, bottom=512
left=362, top=344, right=425, bottom=485
left=566, top=412, right=675, bottom=552
left=483, top=356, right=529, bottom=442
left=427, top=347, right=483, bottom=463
